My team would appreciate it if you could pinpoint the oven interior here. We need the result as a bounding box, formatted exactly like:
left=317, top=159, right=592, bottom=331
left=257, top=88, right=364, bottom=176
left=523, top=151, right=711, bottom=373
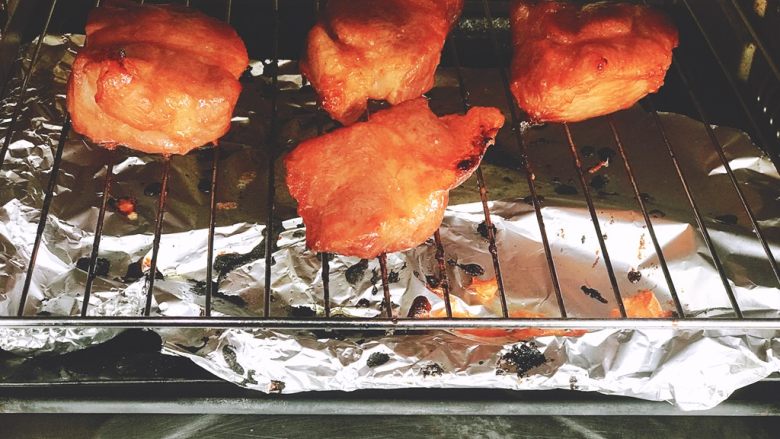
left=0, top=0, right=779, bottom=414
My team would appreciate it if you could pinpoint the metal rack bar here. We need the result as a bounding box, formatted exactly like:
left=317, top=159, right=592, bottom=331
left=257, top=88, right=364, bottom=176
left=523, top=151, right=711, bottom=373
left=205, top=146, right=219, bottom=317
left=321, top=252, right=330, bottom=317
left=433, top=230, right=453, bottom=318
left=644, top=97, right=744, bottom=318
left=263, top=0, right=280, bottom=318
left=1, top=316, right=779, bottom=331
left=445, top=36, right=509, bottom=318
left=0, top=0, right=58, bottom=166
left=204, top=0, right=233, bottom=317
left=563, top=123, right=626, bottom=317
left=378, top=253, right=394, bottom=319
left=671, top=57, right=780, bottom=286
left=480, top=0, right=567, bottom=318
left=143, top=156, right=172, bottom=316
left=81, top=161, right=114, bottom=316
left=607, top=118, right=685, bottom=317
left=16, top=115, right=70, bottom=316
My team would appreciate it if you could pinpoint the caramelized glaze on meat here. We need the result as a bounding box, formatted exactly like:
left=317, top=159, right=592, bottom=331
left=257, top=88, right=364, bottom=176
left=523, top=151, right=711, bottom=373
left=300, top=0, right=463, bottom=125
left=510, top=1, right=678, bottom=123
left=285, top=98, right=504, bottom=258
left=67, top=0, right=248, bottom=155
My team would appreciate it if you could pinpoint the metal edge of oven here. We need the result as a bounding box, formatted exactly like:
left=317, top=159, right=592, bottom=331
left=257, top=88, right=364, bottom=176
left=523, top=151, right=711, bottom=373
left=0, top=0, right=779, bottom=415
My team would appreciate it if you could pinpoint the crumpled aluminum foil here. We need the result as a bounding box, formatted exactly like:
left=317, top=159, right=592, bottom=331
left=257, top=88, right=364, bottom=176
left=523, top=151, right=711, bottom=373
left=1, top=34, right=780, bottom=411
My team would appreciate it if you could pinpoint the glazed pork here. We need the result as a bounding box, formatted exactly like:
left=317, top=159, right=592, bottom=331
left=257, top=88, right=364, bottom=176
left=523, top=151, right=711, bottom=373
left=67, top=0, right=248, bottom=155
left=301, top=0, right=463, bottom=125
left=509, top=0, right=678, bottom=123
left=285, top=98, right=504, bottom=258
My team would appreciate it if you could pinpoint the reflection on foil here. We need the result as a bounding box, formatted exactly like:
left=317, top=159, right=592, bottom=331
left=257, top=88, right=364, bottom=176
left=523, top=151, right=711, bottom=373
left=1, top=34, right=780, bottom=410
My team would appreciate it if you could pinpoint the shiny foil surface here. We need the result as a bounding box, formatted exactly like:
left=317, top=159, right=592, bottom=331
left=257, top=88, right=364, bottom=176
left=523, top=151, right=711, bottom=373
left=1, top=35, right=779, bottom=410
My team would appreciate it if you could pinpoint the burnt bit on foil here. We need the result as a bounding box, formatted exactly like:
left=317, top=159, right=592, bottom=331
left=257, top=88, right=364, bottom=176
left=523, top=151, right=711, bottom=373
left=388, top=270, right=400, bottom=283
left=581, top=285, right=608, bottom=304
left=190, top=280, right=246, bottom=307
left=421, top=363, right=444, bottom=377
left=446, top=259, right=485, bottom=276
left=407, top=296, right=432, bottom=318
left=496, top=342, right=546, bottom=377
left=221, top=345, right=244, bottom=375
left=367, top=352, right=390, bottom=368
left=76, top=257, right=110, bottom=277
left=627, top=269, right=642, bottom=283
left=290, top=305, right=317, bottom=317
left=477, top=221, right=497, bottom=239
left=123, top=259, right=163, bottom=282
left=345, top=259, right=369, bottom=285
left=213, top=240, right=265, bottom=280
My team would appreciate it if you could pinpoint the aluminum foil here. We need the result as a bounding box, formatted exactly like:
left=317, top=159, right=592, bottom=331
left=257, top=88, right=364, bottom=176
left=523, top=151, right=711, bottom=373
left=1, top=34, right=780, bottom=411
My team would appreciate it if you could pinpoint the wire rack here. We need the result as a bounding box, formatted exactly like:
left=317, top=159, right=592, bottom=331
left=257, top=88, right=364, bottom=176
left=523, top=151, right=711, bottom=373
left=0, top=0, right=779, bottom=331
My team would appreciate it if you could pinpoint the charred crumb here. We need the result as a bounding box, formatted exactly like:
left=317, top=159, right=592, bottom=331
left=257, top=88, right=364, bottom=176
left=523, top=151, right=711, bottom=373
left=269, top=380, right=285, bottom=394
left=496, top=343, right=546, bottom=377
left=421, top=363, right=444, bottom=377
left=580, top=285, right=608, bottom=304
left=569, top=376, right=580, bottom=390
left=190, top=280, right=246, bottom=307
left=602, top=234, right=608, bottom=240
left=122, top=259, right=163, bottom=282
left=458, top=263, right=485, bottom=277
left=371, top=285, right=379, bottom=295
left=369, top=268, right=381, bottom=285
left=143, top=182, right=162, bottom=197
left=388, top=270, right=400, bottom=283
left=407, top=296, right=432, bottom=318
left=76, top=257, right=110, bottom=277
left=356, top=298, right=371, bottom=308
left=291, top=229, right=306, bottom=239
left=291, top=306, right=317, bottom=317
left=222, top=345, right=244, bottom=375
left=366, top=352, right=391, bottom=368
left=213, top=241, right=265, bottom=280
left=648, top=209, right=666, bottom=218
left=425, top=275, right=441, bottom=288
left=241, top=370, right=259, bottom=386
left=446, top=258, right=457, bottom=266
left=639, top=192, right=654, bottom=203
left=123, top=260, right=144, bottom=282
left=627, top=269, right=642, bottom=284
left=714, top=214, right=738, bottom=225
left=580, top=235, right=586, bottom=244
left=477, top=221, right=498, bottom=239
left=345, top=259, right=369, bottom=285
